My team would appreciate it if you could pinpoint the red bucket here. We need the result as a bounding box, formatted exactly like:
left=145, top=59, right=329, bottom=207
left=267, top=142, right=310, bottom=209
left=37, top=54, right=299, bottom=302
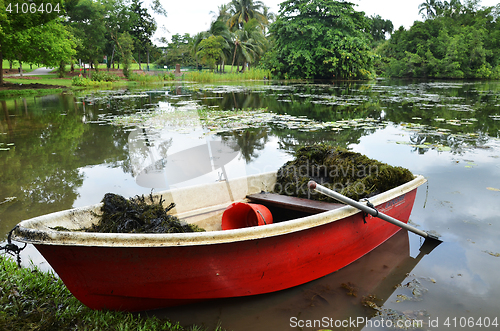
left=221, top=202, right=273, bottom=230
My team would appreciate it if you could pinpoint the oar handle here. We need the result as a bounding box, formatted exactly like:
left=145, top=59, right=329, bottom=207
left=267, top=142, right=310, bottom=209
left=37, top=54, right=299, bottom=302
left=308, top=181, right=440, bottom=242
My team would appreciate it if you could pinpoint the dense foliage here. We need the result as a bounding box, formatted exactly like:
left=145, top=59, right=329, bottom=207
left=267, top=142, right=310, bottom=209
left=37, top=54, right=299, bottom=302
left=264, top=0, right=375, bottom=79
left=0, top=0, right=69, bottom=83
left=378, top=0, right=500, bottom=79
left=196, top=36, right=227, bottom=70
left=275, top=145, right=414, bottom=202
left=0, top=0, right=166, bottom=81
left=160, top=33, right=196, bottom=68
left=85, top=193, right=205, bottom=233
left=188, top=0, right=271, bottom=72
left=3, top=0, right=500, bottom=84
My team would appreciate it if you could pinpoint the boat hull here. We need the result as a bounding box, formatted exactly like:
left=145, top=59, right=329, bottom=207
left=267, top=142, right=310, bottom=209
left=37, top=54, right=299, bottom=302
left=34, top=188, right=417, bottom=311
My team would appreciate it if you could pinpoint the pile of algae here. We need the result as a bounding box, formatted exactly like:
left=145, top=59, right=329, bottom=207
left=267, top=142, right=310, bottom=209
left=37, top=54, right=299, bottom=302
left=85, top=193, right=205, bottom=234
left=275, top=145, right=414, bottom=202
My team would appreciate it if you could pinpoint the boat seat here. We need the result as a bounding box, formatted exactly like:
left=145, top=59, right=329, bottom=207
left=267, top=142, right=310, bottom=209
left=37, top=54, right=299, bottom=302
left=246, top=192, right=344, bottom=214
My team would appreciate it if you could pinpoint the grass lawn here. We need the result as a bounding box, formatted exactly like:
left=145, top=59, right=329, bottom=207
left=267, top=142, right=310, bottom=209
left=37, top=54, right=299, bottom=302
left=1, top=60, right=153, bottom=74
left=4, top=74, right=73, bottom=87
left=2, top=60, right=252, bottom=74
left=2, top=61, right=271, bottom=94
left=1, top=60, right=47, bottom=74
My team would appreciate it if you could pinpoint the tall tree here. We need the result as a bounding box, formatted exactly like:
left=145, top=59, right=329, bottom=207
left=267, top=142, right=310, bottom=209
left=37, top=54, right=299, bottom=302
left=419, top=0, right=464, bottom=19
left=64, top=0, right=107, bottom=70
left=102, top=0, right=133, bottom=68
left=231, top=18, right=267, bottom=72
left=267, top=0, right=374, bottom=79
left=101, top=0, right=162, bottom=71
left=380, top=2, right=500, bottom=79
left=162, top=33, right=195, bottom=67
left=0, top=0, right=64, bottom=84
left=228, top=0, right=268, bottom=31
left=261, top=5, right=275, bottom=35
left=4, top=19, right=75, bottom=76
left=368, top=15, right=394, bottom=42
left=196, top=35, right=225, bottom=71
left=419, top=0, right=439, bottom=18
left=193, top=20, right=232, bottom=71
left=118, top=31, right=134, bottom=77
left=442, top=0, right=463, bottom=17
left=210, top=3, right=232, bottom=23
left=129, top=0, right=156, bottom=70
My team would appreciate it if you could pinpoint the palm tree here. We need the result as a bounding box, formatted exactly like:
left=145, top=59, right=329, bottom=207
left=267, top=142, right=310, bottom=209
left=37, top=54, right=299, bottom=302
left=418, top=0, right=439, bottom=19
left=210, top=4, right=232, bottom=23
left=231, top=18, right=267, bottom=72
left=261, top=5, right=275, bottom=35
left=442, top=0, right=462, bottom=17
left=193, top=20, right=232, bottom=72
left=228, top=0, right=268, bottom=31
left=192, top=31, right=207, bottom=67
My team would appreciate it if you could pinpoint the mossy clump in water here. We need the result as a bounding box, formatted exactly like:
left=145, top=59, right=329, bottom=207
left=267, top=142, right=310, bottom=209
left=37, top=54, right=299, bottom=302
left=275, top=145, right=414, bottom=202
left=86, top=193, right=205, bottom=233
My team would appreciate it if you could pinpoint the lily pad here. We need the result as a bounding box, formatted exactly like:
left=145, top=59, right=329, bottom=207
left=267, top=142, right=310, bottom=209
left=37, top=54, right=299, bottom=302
left=0, top=197, right=16, bottom=205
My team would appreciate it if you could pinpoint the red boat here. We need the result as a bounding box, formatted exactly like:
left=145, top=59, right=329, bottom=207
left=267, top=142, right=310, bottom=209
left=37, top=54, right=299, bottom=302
left=12, top=171, right=426, bottom=312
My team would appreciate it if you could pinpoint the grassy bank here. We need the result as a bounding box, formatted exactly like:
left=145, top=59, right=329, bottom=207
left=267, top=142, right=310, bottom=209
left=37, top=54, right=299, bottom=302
left=1, top=60, right=46, bottom=74
left=0, top=87, right=68, bottom=98
left=4, top=75, right=73, bottom=87
left=1, top=66, right=272, bottom=96
left=182, top=68, right=270, bottom=83
left=0, top=255, right=221, bottom=331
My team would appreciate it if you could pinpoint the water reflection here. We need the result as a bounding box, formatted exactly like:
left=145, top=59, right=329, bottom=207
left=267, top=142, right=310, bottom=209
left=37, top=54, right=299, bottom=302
left=129, top=127, right=241, bottom=189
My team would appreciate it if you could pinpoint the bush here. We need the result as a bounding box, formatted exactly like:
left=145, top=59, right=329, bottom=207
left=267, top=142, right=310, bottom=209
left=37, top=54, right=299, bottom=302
left=128, top=72, right=176, bottom=83
left=72, top=76, right=98, bottom=86
left=163, top=72, right=176, bottom=81
left=182, top=68, right=270, bottom=82
left=71, top=75, right=115, bottom=87
left=91, top=71, right=120, bottom=82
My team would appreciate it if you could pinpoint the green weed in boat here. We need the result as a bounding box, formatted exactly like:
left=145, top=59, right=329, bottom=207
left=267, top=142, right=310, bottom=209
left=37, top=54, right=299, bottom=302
left=86, top=193, right=205, bottom=234
left=275, top=145, right=414, bottom=202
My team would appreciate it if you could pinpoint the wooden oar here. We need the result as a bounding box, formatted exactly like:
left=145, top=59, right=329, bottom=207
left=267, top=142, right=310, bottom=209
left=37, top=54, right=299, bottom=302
left=308, top=181, right=442, bottom=245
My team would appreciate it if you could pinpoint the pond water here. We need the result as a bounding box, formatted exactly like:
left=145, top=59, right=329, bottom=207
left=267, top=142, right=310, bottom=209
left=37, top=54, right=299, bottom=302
left=1, top=79, right=500, bottom=330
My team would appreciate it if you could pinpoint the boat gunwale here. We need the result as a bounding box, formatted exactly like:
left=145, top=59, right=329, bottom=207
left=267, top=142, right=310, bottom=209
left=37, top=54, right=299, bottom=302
left=12, top=173, right=427, bottom=247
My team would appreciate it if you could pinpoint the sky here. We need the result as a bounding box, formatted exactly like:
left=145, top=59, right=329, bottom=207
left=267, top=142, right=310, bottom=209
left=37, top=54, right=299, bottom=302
left=153, top=0, right=500, bottom=45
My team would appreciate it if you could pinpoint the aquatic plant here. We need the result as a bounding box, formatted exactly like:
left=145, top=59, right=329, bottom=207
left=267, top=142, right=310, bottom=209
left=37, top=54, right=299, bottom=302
left=275, top=145, right=414, bottom=202
left=86, top=193, right=205, bottom=234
